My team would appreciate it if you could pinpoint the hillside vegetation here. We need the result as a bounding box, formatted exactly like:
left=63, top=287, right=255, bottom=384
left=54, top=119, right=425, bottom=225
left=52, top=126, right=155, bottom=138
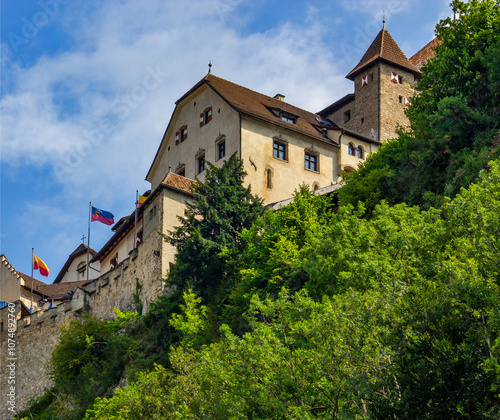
left=17, top=1, right=500, bottom=418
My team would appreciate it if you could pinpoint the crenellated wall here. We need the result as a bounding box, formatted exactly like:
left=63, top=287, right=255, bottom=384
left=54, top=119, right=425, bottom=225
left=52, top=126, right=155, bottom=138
left=0, top=224, right=169, bottom=419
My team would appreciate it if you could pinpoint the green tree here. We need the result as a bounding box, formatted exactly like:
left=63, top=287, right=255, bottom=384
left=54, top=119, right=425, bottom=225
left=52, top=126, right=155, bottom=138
left=167, top=153, right=264, bottom=301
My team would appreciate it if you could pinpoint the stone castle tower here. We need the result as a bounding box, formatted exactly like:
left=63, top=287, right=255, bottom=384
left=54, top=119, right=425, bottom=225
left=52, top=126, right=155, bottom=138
left=319, top=28, right=422, bottom=142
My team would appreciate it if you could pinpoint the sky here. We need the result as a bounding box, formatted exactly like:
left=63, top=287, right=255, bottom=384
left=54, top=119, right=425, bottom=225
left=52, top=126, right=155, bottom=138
left=0, top=0, right=453, bottom=284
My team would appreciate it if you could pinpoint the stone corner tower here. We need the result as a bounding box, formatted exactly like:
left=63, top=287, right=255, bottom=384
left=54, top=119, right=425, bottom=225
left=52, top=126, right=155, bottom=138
left=319, top=28, right=422, bottom=142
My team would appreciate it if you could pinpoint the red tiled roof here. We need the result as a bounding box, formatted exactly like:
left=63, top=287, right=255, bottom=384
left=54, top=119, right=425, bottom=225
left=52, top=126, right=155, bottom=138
left=410, top=37, right=441, bottom=69
left=20, top=272, right=92, bottom=300
left=161, top=172, right=196, bottom=195
left=346, top=29, right=421, bottom=80
left=202, top=74, right=339, bottom=142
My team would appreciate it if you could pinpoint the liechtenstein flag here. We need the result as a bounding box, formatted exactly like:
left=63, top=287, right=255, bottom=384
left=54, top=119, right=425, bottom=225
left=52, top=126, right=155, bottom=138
left=91, top=206, right=115, bottom=225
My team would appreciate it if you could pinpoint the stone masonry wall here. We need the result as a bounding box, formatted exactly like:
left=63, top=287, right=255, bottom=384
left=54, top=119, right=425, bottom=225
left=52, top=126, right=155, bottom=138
left=0, top=217, right=168, bottom=419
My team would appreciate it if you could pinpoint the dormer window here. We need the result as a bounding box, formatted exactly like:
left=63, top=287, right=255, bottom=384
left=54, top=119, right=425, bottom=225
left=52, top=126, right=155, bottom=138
left=280, top=111, right=297, bottom=124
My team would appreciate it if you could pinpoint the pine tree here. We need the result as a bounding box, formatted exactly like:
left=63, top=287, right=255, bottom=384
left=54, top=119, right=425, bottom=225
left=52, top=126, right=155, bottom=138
left=167, top=153, right=264, bottom=300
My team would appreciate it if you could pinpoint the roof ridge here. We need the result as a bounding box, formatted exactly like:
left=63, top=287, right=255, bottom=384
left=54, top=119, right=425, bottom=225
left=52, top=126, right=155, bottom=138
left=346, top=28, right=421, bottom=80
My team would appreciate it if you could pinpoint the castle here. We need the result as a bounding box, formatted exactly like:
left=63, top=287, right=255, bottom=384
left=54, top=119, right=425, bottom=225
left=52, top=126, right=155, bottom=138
left=0, top=27, right=435, bottom=418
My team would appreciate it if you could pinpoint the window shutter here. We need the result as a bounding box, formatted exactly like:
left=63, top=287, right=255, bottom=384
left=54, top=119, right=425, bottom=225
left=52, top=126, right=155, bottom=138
left=200, top=113, right=204, bottom=127
left=391, top=72, right=398, bottom=83
left=175, top=131, right=180, bottom=145
left=361, top=75, right=368, bottom=87
left=208, top=108, right=212, bottom=122
left=183, top=127, right=188, bottom=141
left=404, top=97, right=411, bottom=106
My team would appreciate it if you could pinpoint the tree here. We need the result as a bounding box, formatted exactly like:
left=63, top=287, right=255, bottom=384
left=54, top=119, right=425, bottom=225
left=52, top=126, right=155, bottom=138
left=167, top=153, right=264, bottom=301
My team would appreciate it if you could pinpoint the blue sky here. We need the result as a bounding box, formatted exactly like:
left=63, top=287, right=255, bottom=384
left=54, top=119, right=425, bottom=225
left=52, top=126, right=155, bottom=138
left=0, top=0, right=452, bottom=284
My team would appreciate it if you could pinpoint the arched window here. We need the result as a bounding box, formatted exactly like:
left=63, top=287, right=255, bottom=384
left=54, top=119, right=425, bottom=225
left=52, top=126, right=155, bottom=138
left=77, top=261, right=86, bottom=279
left=356, top=146, right=364, bottom=159
left=348, top=143, right=355, bottom=156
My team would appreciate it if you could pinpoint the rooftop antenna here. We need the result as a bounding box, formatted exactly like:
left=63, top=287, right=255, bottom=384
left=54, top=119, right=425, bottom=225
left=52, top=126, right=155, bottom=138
left=208, top=61, right=212, bottom=74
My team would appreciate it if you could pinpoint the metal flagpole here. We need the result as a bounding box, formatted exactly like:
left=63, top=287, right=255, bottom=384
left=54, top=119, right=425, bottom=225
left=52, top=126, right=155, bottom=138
left=134, top=190, right=138, bottom=249
left=87, top=201, right=91, bottom=282
left=31, top=248, right=34, bottom=312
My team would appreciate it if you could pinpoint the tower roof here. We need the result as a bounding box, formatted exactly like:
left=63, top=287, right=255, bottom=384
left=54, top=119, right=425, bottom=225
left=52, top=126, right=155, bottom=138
left=346, top=29, right=421, bottom=80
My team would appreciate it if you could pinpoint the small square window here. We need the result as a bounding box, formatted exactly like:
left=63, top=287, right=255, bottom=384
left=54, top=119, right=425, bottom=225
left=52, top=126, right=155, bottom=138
left=344, top=110, right=351, bottom=123
left=398, top=75, right=403, bottom=84
left=305, top=152, right=318, bottom=172
left=399, top=96, right=403, bottom=103
left=197, top=155, right=205, bottom=174
left=273, top=140, right=287, bottom=161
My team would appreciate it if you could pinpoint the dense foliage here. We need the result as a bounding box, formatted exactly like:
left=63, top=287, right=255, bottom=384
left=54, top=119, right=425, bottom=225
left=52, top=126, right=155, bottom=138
left=340, top=0, right=500, bottom=212
left=84, top=160, right=500, bottom=418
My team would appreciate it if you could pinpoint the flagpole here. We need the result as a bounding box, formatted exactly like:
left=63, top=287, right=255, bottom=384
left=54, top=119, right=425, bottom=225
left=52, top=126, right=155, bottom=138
left=134, top=190, right=138, bottom=249
left=87, top=201, right=91, bottom=282
left=31, top=248, right=34, bottom=312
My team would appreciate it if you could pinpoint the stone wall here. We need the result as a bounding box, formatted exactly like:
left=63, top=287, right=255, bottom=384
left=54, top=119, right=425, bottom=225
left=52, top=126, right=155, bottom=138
left=0, top=221, right=169, bottom=419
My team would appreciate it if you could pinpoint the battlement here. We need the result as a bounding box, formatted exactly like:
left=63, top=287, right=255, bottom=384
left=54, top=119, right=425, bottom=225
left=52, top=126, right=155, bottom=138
left=0, top=230, right=166, bottom=418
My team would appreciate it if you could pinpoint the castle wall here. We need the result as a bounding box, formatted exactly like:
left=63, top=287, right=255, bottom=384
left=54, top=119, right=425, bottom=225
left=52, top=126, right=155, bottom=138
left=0, top=294, right=87, bottom=418
left=0, top=204, right=176, bottom=418
left=240, top=116, right=339, bottom=203
left=148, top=85, right=241, bottom=189
left=378, top=62, right=415, bottom=140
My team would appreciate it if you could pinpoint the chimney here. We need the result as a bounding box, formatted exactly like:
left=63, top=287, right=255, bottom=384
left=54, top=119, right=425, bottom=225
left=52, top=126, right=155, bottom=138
left=274, top=93, right=285, bottom=102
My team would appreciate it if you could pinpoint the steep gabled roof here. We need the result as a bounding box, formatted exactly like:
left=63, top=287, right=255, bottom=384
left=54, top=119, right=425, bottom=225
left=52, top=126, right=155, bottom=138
left=346, top=29, right=421, bottom=80
left=201, top=74, right=339, bottom=141
left=53, top=244, right=97, bottom=284
left=410, top=37, right=440, bottom=70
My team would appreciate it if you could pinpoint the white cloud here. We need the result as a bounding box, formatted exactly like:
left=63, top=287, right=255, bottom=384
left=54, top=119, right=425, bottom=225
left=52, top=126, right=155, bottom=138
left=1, top=0, right=349, bottom=207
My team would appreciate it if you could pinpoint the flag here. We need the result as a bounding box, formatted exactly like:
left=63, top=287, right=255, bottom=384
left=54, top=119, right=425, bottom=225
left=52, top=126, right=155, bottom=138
left=48, top=300, right=53, bottom=310
left=34, top=254, right=49, bottom=277
left=138, top=195, right=147, bottom=206
left=91, top=206, right=115, bottom=225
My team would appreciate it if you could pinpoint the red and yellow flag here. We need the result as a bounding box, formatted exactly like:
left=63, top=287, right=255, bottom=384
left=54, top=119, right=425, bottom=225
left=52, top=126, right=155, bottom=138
left=138, top=195, right=147, bottom=206
left=34, top=254, right=49, bottom=277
